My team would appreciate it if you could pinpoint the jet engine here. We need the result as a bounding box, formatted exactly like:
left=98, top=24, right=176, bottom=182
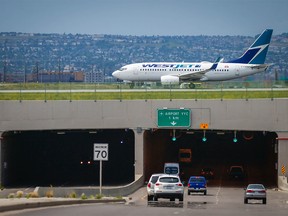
left=160, top=75, right=180, bottom=84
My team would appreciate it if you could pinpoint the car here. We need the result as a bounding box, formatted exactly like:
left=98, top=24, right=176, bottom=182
left=229, top=165, right=245, bottom=180
left=244, top=184, right=267, bottom=204
left=153, top=174, right=184, bottom=202
left=200, top=167, right=214, bottom=179
left=187, top=176, right=207, bottom=195
left=146, top=173, right=163, bottom=201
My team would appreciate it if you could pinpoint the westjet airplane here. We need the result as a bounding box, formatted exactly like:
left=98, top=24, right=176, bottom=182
left=112, top=29, right=273, bottom=86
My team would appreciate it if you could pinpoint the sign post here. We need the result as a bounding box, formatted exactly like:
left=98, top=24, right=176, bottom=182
left=94, top=143, right=108, bottom=195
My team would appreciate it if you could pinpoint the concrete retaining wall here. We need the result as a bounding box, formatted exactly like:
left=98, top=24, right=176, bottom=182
left=37, top=175, right=144, bottom=197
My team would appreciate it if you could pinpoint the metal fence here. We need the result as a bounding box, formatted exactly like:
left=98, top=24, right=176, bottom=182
left=0, top=81, right=287, bottom=101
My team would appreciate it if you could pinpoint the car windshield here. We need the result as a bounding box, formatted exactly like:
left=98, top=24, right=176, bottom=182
left=190, top=178, right=204, bottom=183
left=159, top=177, right=179, bottom=183
left=247, top=184, right=265, bottom=189
left=165, top=167, right=178, bottom=174
left=231, top=167, right=243, bottom=172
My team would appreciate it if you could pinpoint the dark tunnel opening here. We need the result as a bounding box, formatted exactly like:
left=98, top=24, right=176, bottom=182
left=1, top=129, right=135, bottom=187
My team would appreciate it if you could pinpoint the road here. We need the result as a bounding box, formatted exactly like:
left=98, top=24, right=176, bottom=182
left=3, top=187, right=288, bottom=216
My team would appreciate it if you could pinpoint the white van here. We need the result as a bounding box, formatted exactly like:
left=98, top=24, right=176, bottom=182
left=164, top=163, right=180, bottom=176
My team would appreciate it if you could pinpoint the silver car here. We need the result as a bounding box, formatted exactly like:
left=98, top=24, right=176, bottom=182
left=244, top=184, right=267, bottom=204
left=146, top=173, right=163, bottom=201
left=153, top=174, right=184, bottom=202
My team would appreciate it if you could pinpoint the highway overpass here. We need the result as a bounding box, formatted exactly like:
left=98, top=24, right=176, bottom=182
left=0, top=98, right=287, bottom=191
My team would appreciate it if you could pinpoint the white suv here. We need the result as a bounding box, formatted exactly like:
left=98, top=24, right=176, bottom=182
left=146, top=173, right=164, bottom=201
left=153, top=174, right=184, bottom=202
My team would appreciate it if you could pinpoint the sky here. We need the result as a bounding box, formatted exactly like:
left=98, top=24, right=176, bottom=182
left=1, top=0, right=287, bottom=36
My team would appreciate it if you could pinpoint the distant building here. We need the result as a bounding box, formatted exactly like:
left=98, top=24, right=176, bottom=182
left=26, top=71, right=84, bottom=83
left=85, top=71, right=104, bottom=83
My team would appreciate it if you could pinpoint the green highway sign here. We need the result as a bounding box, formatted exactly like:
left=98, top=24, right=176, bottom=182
left=157, top=109, right=191, bottom=128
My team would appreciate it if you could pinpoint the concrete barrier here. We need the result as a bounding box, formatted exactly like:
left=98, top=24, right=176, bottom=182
left=278, top=176, right=288, bottom=191
left=37, top=175, right=144, bottom=197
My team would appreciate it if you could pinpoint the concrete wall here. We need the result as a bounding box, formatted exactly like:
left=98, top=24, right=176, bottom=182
left=0, top=99, right=287, bottom=131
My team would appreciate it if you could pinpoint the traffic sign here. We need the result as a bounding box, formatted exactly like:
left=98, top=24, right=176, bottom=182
left=157, top=109, right=191, bottom=127
left=200, top=123, right=209, bottom=129
left=281, top=165, right=286, bottom=175
left=94, top=143, right=108, bottom=161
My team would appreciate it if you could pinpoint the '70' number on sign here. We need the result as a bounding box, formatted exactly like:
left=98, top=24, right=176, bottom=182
left=94, top=144, right=108, bottom=161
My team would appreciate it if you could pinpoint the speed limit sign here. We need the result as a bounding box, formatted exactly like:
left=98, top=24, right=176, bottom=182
left=94, top=143, right=108, bottom=161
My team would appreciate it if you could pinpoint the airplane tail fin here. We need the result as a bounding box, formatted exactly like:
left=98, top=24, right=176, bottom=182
left=228, top=29, right=273, bottom=64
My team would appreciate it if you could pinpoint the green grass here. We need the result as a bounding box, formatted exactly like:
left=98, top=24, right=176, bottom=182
left=0, top=82, right=287, bottom=100
left=0, top=90, right=287, bottom=101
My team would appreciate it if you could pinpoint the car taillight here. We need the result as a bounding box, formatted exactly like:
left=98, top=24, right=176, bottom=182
left=177, top=183, right=183, bottom=187
left=155, top=183, right=161, bottom=186
left=188, top=183, right=190, bottom=187
left=147, top=183, right=151, bottom=188
left=258, top=190, right=266, bottom=193
left=247, top=190, right=254, bottom=193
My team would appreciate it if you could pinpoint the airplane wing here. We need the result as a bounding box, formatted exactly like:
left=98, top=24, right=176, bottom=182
left=179, top=68, right=211, bottom=81
left=179, top=57, right=223, bottom=81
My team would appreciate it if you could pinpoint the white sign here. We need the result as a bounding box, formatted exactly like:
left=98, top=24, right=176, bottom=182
left=94, top=143, right=108, bottom=161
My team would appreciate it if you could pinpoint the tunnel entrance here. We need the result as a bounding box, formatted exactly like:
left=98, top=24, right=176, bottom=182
left=144, top=130, right=277, bottom=188
left=1, top=129, right=135, bottom=187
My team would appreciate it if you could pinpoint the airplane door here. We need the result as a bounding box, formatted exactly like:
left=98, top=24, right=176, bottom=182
left=235, top=67, right=240, bottom=77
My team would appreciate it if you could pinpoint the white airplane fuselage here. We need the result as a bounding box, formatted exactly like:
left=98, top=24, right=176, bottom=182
left=112, top=62, right=268, bottom=82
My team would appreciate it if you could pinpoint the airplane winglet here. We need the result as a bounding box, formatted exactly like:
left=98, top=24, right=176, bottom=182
left=210, top=57, right=223, bottom=70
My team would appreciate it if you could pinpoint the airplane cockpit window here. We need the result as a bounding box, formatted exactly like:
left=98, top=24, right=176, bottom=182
left=119, top=67, right=127, bottom=71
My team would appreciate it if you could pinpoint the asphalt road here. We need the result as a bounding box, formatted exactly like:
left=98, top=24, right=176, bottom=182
left=3, top=186, right=288, bottom=216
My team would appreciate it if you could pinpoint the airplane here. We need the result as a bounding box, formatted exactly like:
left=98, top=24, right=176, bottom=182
left=112, top=29, right=273, bottom=87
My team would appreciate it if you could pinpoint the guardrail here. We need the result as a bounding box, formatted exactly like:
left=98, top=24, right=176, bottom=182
left=0, top=81, right=287, bottom=101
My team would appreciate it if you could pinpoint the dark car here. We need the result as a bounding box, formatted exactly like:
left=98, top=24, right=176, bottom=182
left=200, top=168, right=214, bottom=179
left=229, top=166, right=245, bottom=179
left=244, top=184, right=267, bottom=204
left=187, top=176, right=207, bottom=195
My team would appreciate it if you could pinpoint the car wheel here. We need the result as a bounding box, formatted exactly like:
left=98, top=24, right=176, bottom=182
left=188, top=191, right=190, bottom=195
left=179, top=195, right=184, bottom=202
left=244, top=198, right=248, bottom=204
left=204, top=191, right=207, bottom=195
left=154, top=196, right=158, bottom=202
left=263, top=198, right=267, bottom=204
left=170, top=198, right=175, bottom=202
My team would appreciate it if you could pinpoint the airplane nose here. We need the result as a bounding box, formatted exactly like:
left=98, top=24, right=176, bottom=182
left=112, top=70, right=119, bottom=78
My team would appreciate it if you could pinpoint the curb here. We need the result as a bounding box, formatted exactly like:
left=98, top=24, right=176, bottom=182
left=0, top=198, right=126, bottom=213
